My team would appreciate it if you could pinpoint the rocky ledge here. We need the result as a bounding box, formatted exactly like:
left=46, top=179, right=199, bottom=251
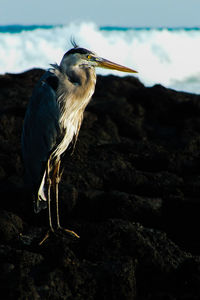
left=0, top=69, right=200, bottom=299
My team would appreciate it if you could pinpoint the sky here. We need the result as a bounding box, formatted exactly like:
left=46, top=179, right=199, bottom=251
left=0, top=0, right=200, bottom=27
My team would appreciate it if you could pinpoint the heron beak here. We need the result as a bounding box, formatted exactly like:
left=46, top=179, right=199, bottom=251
left=96, top=57, right=138, bottom=73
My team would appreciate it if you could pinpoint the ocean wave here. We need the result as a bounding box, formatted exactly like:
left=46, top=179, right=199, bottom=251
left=0, top=22, right=200, bottom=94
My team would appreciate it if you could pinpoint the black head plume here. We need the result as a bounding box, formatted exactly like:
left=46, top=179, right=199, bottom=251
left=70, top=36, right=79, bottom=49
left=64, top=38, right=94, bottom=57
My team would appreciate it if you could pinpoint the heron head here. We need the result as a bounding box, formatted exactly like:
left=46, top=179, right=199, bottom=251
left=60, top=46, right=137, bottom=74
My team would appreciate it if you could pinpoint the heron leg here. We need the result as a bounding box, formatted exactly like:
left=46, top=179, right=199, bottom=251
left=55, top=160, right=61, bottom=229
left=39, top=158, right=80, bottom=244
left=47, top=157, right=54, bottom=232
left=54, top=160, right=80, bottom=238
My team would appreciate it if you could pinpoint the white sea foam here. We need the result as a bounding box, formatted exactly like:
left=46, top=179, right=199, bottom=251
left=0, top=22, right=200, bottom=94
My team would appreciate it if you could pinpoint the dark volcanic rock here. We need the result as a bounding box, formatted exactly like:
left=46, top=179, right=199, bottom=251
left=1, top=69, right=200, bottom=299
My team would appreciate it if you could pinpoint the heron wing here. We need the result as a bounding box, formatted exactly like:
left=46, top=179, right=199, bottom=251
left=22, top=71, right=61, bottom=193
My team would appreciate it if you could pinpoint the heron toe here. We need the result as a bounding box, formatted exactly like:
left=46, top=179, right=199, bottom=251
left=39, top=227, right=80, bottom=245
left=55, top=226, right=80, bottom=239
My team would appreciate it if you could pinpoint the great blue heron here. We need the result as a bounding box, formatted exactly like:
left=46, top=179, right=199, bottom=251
left=22, top=42, right=137, bottom=243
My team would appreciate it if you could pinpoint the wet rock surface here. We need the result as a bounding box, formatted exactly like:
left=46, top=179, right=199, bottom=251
left=1, top=69, right=200, bottom=299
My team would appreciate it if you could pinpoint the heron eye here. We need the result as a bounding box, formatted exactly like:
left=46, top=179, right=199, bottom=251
left=87, top=55, right=92, bottom=59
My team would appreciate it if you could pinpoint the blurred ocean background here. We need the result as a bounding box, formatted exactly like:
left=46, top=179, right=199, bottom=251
left=0, top=22, right=200, bottom=94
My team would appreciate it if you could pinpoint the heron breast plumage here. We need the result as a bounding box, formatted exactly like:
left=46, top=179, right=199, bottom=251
left=51, top=66, right=96, bottom=160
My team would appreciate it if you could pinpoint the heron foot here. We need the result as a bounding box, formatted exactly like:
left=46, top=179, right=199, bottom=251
left=57, top=226, right=80, bottom=239
left=39, top=230, right=51, bottom=246
left=39, top=227, right=80, bottom=245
